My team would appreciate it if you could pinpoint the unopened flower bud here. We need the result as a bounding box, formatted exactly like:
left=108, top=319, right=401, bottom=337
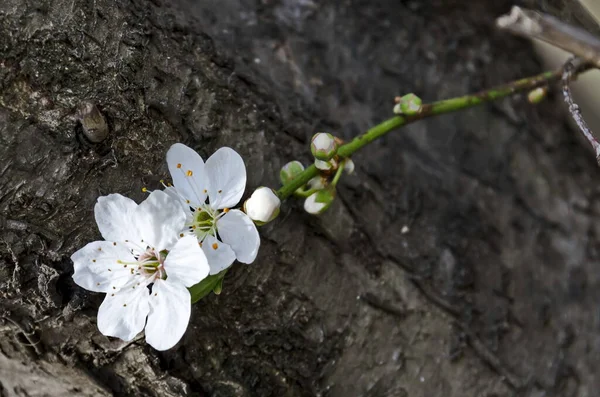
left=311, top=132, right=338, bottom=161
left=343, top=158, right=355, bottom=174
left=527, top=86, right=547, bottom=104
left=280, top=160, right=305, bottom=184
left=393, top=93, right=422, bottom=115
left=314, top=157, right=338, bottom=171
left=244, top=187, right=281, bottom=224
left=304, top=188, right=335, bottom=215
left=307, top=176, right=326, bottom=190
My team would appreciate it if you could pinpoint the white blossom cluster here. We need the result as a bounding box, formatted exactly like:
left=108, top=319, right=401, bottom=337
left=71, top=144, right=280, bottom=350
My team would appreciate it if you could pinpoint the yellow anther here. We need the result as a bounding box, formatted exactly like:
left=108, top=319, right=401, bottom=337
left=203, top=189, right=207, bottom=193
left=186, top=170, right=193, bottom=176
left=142, top=187, right=148, bottom=192
left=223, top=208, right=230, bottom=213
left=160, top=179, right=164, bottom=184
left=176, top=163, right=182, bottom=168
left=212, top=243, right=219, bottom=250
left=179, top=233, right=184, bottom=237
left=186, top=200, right=190, bottom=204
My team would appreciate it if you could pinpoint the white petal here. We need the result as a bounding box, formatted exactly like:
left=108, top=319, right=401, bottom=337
left=71, top=241, right=137, bottom=293
left=217, top=210, right=260, bottom=264
left=205, top=147, right=246, bottom=209
left=201, top=235, right=236, bottom=275
left=97, top=282, right=150, bottom=341
left=94, top=194, right=139, bottom=242
left=166, top=143, right=208, bottom=206
left=133, top=190, right=186, bottom=250
left=163, top=236, right=210, bottom=287
left=164, top=186, right=194, bottom=224
left=145, top=279, right=191, bottom=351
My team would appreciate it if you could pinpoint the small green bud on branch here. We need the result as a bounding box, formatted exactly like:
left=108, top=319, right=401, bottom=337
left=311, top=132, right=338, bottom=161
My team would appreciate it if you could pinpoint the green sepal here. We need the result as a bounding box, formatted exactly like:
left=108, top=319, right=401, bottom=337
left=213, top=277, right=224, bottom=295
left=189, top=269, right=228, bottom=303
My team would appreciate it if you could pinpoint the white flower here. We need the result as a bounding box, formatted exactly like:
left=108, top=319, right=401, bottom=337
left=71, top=191, right=210, bottom=351
left=166, top=143, right=260, bottom=275
left=244, top=187, right=280, bottom=223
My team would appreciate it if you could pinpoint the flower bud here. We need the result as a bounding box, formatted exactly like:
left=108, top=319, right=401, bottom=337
left=314, top=157, right=338, bottom=171
left=244, top=187, right=281, bottom=224
left=311, top=132, right=338, bottom=161
left=280, top=160, right=305, bottom=184
left=393, top=93, right=422, bottom=115
left=307, top=176, right=326, bottom=190
left=304, top=188, right=335, bottom=215
left=527, top=86, right=547, bottom=104
left=343, top=158, right=355, bottom=174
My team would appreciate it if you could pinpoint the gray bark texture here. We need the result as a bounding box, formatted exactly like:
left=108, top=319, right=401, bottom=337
left=1, top=0, right=599, bottom=396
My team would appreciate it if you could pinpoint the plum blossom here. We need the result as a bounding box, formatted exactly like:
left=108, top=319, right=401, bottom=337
left=71, top=191, right=209, bottom=351
left=166, top=143, right=260, bottom=275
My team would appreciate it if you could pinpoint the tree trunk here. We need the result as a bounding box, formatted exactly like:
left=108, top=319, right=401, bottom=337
left=1, top=1, right=598, bottom=396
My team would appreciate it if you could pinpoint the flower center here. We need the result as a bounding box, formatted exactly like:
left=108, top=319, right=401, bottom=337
left=119, top=249, right=167, bottom=280
left=189, top=205, right=225, bottom=241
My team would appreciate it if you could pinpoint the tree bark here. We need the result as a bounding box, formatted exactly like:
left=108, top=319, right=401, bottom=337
left=1, top=1, right=599, bottom=396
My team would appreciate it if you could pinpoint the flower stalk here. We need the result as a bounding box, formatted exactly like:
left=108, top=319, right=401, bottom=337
left=276, top=64, right=594, bottom=201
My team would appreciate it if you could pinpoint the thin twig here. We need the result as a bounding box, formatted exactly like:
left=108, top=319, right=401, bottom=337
left=276, top=63, right=594, bottom=201
left=497, top=6, right=600, bottom=67
left=561, top=57, right=600, bottom=166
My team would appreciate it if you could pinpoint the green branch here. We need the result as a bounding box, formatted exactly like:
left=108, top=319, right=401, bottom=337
left=276, top=64, right=593, bottom=201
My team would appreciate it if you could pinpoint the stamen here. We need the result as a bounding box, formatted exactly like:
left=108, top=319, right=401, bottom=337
left=123, top=304, right=127, bottom=307
left=176, top=163, right=182, bottom=168
left=203, top=189, right=207, bottom=193
left=92, top=259, right=96, bottom=263
left=218, top=189, right=222, bottom=193
left=186, top=199, right=190, bottom=204
left=113, top=242, right=117, bottom=246
left=223, top=208, right=230, bottom=213
left=212, top=242, right=218, bottom=250
left=186, top=170, right=193, bottom=176
left=142, top=187, right=148, bottom=193
left=179, top=233, right=184, bottom=237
